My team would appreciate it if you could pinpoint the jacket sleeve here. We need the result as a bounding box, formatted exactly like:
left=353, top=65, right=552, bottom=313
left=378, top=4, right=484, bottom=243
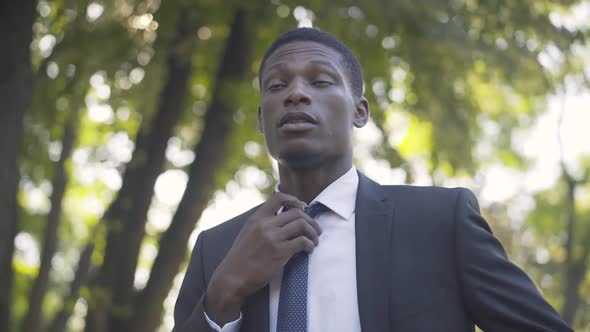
left=173, top=231, right=216, bottom=332
left=454, top=188, right=573, bottom=332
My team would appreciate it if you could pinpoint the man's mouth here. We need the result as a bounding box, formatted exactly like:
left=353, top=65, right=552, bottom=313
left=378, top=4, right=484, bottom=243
left=278, top=112, right=318, bottom=127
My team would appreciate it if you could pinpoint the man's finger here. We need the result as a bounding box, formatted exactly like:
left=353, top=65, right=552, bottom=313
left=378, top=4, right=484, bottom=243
left=257, top=192, right=305, bottom=216
left=278, top=218, right=319, bottom=246
left=273, top=209, right=322, bottom=236
left=282, top=236, right=315, bottom=257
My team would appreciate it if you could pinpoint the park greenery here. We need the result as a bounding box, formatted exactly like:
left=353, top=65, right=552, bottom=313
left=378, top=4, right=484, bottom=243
left=1, top=0, right=589, bottom=331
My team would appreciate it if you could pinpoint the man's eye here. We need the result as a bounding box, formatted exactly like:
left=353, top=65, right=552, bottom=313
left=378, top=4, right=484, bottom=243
left=268, top=83, right=286, bottom=91
left=313, top=80, right=332, bottom=87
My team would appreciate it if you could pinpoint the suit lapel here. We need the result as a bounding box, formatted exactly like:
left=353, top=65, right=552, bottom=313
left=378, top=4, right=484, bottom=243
left=355, top=172, right=394, bottom=331
left=241, top=285, right=269, bottom=332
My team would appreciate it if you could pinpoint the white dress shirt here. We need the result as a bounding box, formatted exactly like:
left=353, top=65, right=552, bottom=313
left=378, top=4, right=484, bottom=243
left=206, top=167, right=361, bottom=332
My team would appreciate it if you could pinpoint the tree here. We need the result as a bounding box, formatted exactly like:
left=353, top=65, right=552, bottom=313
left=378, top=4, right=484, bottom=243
left=6, top=0, right=590, bottom=331
left=0, top=1, right=36, bottom=331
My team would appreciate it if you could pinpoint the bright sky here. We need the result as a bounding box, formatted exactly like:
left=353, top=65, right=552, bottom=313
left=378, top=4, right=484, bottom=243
left=480, top=93, right=590, bottom=203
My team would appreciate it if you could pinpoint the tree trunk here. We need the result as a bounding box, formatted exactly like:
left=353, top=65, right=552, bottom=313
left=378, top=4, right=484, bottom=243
left=560, top=173, right=589, bottom=325
left=85, top=10, right=197, bottom=332
left=22, top=120, right=77, bottom=332
left=0, top=1, right=36, bottom=330
left=562, top=258, right=587, bottom=326
left=48, top=242, right=94, bottom=332
left=128, top=9, right=251, bottom=332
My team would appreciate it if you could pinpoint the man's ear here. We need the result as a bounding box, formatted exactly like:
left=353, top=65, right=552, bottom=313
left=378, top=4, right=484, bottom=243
left=353, top=96, right=369, bottom=128
left=257, top=106, right=264, bottom=133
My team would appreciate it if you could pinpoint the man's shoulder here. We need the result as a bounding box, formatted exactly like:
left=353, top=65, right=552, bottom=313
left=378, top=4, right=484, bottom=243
left=379, top=183, right=475, bottom=200
left=374, top=184, right=480, bottom=218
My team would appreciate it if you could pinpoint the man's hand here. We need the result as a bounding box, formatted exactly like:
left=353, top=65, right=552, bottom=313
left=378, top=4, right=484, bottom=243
left=205, top=192, right=322, bottom=325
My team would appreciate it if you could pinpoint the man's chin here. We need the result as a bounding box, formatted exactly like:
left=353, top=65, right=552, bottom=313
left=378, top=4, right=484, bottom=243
left=278, top=150, right=323, bottom=170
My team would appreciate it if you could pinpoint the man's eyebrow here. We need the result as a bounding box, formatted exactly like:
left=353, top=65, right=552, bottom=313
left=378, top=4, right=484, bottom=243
left=260, top=64, right=284, bottom=88
left=263, top=62, right=288, bottom=76
left=261, top=59, right=342, bottom=87
left=309, top=60, right=341, bottom=74
left=264, top=60, right=340, bottom=75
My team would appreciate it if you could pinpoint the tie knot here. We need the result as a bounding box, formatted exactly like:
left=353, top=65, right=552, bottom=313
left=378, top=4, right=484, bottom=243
left=304, top=203, right=330, bottom=218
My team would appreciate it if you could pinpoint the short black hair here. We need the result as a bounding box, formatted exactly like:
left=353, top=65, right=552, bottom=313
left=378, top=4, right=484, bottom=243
left=259, top=28, right=364, bottom=98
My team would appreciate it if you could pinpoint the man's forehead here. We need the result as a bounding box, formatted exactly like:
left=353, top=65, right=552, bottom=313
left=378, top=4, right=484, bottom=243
left=262, top=41, right=344, bottom=73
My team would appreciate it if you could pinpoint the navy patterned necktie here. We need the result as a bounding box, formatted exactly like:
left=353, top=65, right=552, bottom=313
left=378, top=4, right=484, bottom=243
left=276, top=203, right=330, bottom=332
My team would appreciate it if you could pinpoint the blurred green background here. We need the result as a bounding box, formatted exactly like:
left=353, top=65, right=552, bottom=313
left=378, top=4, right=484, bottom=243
left=1, top=0, right=589, bottom=331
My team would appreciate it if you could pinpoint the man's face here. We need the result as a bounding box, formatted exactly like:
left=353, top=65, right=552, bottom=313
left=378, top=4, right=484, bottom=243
left=258, top=41, right=368, bottom=169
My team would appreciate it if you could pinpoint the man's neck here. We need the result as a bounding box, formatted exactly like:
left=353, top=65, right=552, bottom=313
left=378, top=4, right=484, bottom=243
left=277, top=161, right=353, bottom=204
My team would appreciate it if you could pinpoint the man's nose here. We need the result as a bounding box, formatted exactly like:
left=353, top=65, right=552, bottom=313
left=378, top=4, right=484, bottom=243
left=284, top=80, right=311, bottom=107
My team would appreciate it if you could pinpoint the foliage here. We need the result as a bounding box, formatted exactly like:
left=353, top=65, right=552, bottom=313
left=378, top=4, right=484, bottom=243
left=6, top=0, right=589, bottom=331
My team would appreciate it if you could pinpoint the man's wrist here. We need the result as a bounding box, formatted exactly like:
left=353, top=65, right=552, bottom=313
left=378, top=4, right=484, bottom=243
left=205, top=272, right=244, bottom=325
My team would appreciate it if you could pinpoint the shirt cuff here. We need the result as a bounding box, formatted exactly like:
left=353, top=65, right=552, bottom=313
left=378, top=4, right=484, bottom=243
left=204, top=311, right=242, bottom=332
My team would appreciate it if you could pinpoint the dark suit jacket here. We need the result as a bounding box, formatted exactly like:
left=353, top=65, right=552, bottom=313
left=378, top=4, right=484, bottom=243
left=173, top=172, right=572, bottom=332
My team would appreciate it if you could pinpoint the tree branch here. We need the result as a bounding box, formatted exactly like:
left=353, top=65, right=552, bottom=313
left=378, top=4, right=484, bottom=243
left=557, top=86, right=585, bottom=325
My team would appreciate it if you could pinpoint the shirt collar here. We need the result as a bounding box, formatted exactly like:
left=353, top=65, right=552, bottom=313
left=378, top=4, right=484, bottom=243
left=275, top=166, right=358, bottom=221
